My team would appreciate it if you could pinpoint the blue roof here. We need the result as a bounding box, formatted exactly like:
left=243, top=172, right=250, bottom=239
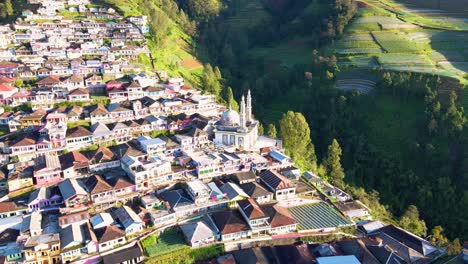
left=316, top=256, right=361, bottom=264
left=270, top=150, right=288, bottom=162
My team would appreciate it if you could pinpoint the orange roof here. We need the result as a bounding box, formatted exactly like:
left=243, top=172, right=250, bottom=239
left=0, top=84, right=15, bottom=92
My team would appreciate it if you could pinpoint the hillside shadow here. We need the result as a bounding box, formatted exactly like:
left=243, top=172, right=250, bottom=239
left=428, top=31, right=468, bottom=79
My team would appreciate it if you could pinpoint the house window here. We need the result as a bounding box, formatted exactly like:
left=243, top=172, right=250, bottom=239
left=230, top=135, right=235, bottom=145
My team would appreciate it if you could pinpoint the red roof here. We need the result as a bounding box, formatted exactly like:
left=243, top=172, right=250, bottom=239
left=0, top=84, right=15, bottom=92
left=0, top=77, right=14, bottom=84
left=238, top=198, right=267, bottom=220
left=0, top=62, right=18, bottom=69
left=0, top=202, right=23, bottom=213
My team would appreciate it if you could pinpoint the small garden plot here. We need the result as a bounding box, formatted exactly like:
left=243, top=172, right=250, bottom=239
left=346, top=22, right=381, bottom=32
left=372, top=32, right=427, bottom=53
left=335, top=48, right=382, bottom=55
left=377, top=53, right=433, bottom=65
left=335, top=40, right=381, bottom=50
left=332, top=39, right=382, bottom=55
left=354, top=16, right=398, bottom=23
left=338, top=56, right=380, bottom=68
left=288, top=202, right=350, bottom=231
left=341, top=33, right=375, bottom=42
left=141, top=230, right=189, bottom=257
left=381, top=64, right=442, bottom=76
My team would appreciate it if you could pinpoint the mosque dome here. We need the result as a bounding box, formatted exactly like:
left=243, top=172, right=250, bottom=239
left=220, top=109, right=240, bottom=126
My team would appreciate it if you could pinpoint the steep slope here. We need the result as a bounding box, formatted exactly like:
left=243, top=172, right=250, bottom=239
left=103, top=0, right=203, bottom=86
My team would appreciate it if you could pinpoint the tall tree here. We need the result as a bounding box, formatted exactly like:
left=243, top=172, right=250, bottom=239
left=267, top=123, right=277, bottom=138
left=279, top=111, right=317, bottom=172
left=429, top=226, right=448, bottom=247
left=399, top=205, right=427, bottom=237
left=223, top=86, right=238, bottom=111
left=201, top=63, right=222, bottom=98
left=323, top=139, right=345, bottom=186
left=444, top=91, right=466, bottom=136
left=447, top=238, right=462, bottom=255
left=258, top=122, right=264, bottom=135
left=5, top=0, right=12, bottom=16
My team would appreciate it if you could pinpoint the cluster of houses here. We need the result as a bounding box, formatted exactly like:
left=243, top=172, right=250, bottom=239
left=215, top=221, right=448, bottom=264
left=0, top=0, right=152, bottom=111
left=0, top=1, right=450, bottom=264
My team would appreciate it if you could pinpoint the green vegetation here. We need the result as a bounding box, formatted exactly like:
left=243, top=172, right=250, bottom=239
left=141, top=229, right=188, bottom=257
left=280, top=111, right=317, bottom=172
left=146, top=244, right=224, bottom=264
left=322, top=139, right=345, bottom=187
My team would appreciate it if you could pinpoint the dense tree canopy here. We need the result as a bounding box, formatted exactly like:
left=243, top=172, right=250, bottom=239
left=399, top=205, right=427, bottom=237
left=267, top=123, right=277, bottom=138
left=280, top=111, right=317, bottom=172
left=187, top=0, right=221, bottom=20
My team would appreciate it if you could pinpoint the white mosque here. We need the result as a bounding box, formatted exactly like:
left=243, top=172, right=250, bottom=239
left=213, top=90, right=259, bottom=150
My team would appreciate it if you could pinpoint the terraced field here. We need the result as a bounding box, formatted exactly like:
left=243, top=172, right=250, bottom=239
left=329, top=0, right=468, bottom=85
left=288, top=202, right=350, bottom=230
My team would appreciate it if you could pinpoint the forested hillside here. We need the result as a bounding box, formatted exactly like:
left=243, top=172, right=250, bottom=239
left=189, top=0, right=468, bottom=242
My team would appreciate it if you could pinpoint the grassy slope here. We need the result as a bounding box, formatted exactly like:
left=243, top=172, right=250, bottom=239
left=103, top=0, right=203, bottom=87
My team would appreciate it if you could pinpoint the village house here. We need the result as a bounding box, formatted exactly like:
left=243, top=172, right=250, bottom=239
left=238, top=198, right=271, bottom=236
left=60, top=222, right=98, bottom=262
left=101, top=243, right=144, bottom=264
left=22, top=234, right=61, bottom=264
left=137, top=136, right=166, bottom=155
left=180, top=218, right=217, bottom=248
left=33, top=154, right=62, bottom=186
left=240, top=182, right=273, bottom=204
left=84, top=175, right=115, bottom=210
left=113, top=205, right=144, bottom=235
left=262, top=204, right=297, bottom=235
left=0, top=83, right=18, bottom=102
left=58, top=178, right=89, bottom=209
left=89, top=104, right=110, bottom=124
left=65, top=126, right=93, bottom=150
left=90, top=212, right=115, bottom=230
left=60, top=151, right=90, bottom=178
left=7, top=165, right=34, bottom=192
left=90, top=122, right=114, bottom=144
left=27, top=186, right=63, bottom=212
left=259, top=170, right=296, bottom=201
left=9, top=135, right=38, bottom=161
left=210, top=210, right=250, bottom=241
left=186, top=179, right=211, bottom=205
left=95, top=225, right=126, bottom=252
left=0, top=202, right=27, bottom=219
left=335, top=200, right=371, bottom=219
left=67, top=88, right=90, bottom=102
left=58, top=210, right=90, bottom=228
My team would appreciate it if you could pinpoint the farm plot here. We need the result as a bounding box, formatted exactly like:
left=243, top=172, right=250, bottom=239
left=354, top=16, right=418, bottom=29
left=288, top=202, right=350, bottom=231
left=377, top=53, right=433, bottom=66
left=336, top=79, right=376, bottom=93
left=338, top=55, right=380, bottom=68
left=346, top=22, right=381, bottom=32
left=332, top=39, right=382, bottom=55
left=372, top=32, right=429, bottom=53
